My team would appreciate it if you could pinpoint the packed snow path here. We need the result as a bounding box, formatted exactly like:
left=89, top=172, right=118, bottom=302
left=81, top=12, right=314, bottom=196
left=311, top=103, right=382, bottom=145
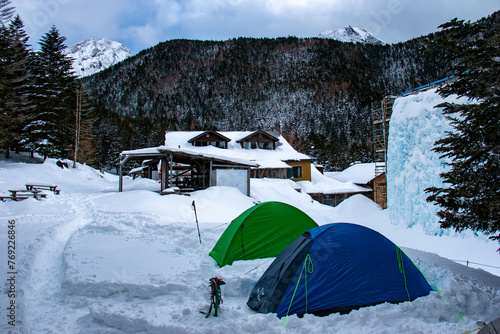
left=22, top=195, right=98, bottom=332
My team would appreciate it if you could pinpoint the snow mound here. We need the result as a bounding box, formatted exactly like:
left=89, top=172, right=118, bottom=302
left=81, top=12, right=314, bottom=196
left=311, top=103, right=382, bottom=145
left=333, top=194, right=382, bottom=221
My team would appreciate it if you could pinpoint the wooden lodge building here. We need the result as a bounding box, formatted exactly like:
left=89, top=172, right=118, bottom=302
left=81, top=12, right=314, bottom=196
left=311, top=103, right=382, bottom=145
left=120, top=130, right=382, bottom=207
left=119, top=130, right=313, bottom=195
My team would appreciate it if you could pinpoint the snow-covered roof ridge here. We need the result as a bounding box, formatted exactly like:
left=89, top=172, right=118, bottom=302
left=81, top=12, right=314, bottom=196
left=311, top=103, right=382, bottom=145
left=120, top=145, right=259, bottom=167
left=327, top=162, right=379, bottom=184
left=163, top=130, right=311, bottom=168
left=319, top=25, right=386, bottom=45
left=298, top=165, right=372, bottom=195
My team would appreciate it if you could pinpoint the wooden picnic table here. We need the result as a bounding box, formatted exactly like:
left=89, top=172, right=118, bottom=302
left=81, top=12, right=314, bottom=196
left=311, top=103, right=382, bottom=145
left=25, top=184, right=60, bottom=194
left=0, top=196, right=28, bottom=202
left=8, top=189, right=47, bottom=200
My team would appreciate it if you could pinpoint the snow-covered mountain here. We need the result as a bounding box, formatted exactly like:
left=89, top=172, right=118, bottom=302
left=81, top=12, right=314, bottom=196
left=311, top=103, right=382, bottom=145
left=64, top=38, right=132, bottom=78
left=319, top=25, right=386, bottom=45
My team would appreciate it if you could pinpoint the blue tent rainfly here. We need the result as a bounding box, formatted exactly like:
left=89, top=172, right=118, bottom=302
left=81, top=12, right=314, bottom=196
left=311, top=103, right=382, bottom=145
left=247, top=223, right=433, bottom=317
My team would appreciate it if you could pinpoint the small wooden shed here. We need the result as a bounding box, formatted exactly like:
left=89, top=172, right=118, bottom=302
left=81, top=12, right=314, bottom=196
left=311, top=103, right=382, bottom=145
left=119, top=147, right=257, bottom=195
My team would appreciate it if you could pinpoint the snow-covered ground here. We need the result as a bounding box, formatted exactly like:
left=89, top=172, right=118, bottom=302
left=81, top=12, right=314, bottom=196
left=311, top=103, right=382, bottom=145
left=1, top=155, right=499, bottom=334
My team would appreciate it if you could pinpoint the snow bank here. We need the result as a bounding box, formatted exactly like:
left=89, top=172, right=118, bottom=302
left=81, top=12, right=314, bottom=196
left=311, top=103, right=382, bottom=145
left=190, top=186, right=256, bottom=223
left=249, top=177, right=337, bottom=224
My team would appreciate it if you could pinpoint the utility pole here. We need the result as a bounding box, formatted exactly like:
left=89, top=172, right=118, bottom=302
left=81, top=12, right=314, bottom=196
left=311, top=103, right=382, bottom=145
left=73, top=86, right=81, bottom=168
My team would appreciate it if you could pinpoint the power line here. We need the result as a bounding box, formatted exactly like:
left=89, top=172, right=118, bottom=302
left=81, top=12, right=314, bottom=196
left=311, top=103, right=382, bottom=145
left=452, top=260, right=500, bottom=270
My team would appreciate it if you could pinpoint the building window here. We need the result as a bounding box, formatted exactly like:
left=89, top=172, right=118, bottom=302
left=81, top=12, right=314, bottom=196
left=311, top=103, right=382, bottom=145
left=243, top=141, right=257, bottom=149
left=215, top=141, right=227, bottom=149
left=287, top=166, right=302, bottom=179
left=259, top=141, right=274, bottom=150
left=242, top=141, right=274, bottom=150
left=193, top=141, right=226, bottom=148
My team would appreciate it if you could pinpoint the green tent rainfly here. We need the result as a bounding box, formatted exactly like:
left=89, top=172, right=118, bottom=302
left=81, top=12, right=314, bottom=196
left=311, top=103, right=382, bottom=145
left=209, top=201, right=319, bottom=267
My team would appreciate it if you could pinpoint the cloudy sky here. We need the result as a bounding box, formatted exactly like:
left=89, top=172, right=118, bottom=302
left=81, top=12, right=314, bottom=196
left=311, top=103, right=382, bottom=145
left=13, top=0, right=500, bottom=54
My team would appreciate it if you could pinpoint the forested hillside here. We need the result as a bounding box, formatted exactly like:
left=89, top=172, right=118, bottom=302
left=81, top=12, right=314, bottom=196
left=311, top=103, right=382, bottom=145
left=82, top=36, right=444, bottom=169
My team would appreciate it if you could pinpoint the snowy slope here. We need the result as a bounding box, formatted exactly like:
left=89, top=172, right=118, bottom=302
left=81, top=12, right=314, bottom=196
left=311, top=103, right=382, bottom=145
left=0, top=156, right=499, bottom=333
left=63, top=38, right=132, bottom=78
left=319, top=26, right=386, bottom=45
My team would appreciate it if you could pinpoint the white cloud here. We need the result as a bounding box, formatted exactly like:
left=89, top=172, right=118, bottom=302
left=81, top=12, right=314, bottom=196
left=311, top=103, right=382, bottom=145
left=15, top=0, right=128, bottom=47
left=126, top=24, right=164, bottom=50
left=12, top=0, right=500, bottom=54
left=263, top=0, right=344, bottom=15
left=150, top=0, right=182, bottom=27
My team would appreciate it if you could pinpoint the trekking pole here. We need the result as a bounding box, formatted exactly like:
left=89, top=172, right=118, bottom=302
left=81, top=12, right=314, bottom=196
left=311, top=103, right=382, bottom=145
left=192, top=200, right=202, bottom=244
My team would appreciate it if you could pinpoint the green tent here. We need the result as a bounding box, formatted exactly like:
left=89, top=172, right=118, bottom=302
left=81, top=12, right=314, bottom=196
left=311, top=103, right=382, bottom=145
left=209, top=201, right=318, bottom=267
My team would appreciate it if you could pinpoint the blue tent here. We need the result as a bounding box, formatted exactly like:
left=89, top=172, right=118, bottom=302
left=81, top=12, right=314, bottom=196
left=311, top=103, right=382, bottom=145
left=247, top=223, right=433, bottom=317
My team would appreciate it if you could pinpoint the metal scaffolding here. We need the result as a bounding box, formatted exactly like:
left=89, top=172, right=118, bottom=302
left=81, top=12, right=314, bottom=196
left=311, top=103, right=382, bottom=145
left=370, top=75, right=456, bottom=209
left=371, top=96, right=396, bottom=209
left=372, top=97, right=395, bottom=176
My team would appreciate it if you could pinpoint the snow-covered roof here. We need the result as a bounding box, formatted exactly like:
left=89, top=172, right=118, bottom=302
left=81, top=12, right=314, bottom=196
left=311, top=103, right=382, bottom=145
left=121, top=145, right=259, bottom=167
left=129, top=166, right=146, bottom=174
left=121, top=147, right=164, bottom=156
left=327, top=163, right=379, bottom=184
left=297, top=165, right=372, bottom=195
left=163, top=131, right=311, bottom=169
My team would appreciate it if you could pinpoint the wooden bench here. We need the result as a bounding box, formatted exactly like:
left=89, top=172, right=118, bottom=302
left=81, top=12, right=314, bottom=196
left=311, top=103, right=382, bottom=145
left=9, top=190, right=47, bottom=200
left=26, top=184, right=60, bottom=194
left=0, top=196, right=28, bottom=202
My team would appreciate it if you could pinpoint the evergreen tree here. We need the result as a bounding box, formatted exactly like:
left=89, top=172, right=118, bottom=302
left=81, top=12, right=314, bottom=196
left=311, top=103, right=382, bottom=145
left=24, top=25, right=76, bottom=159
left=0, top=9, right=34, bottom=157
left=0, top=0, right=13, bottom=26
left=425, top=17, right=500, bottom=248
